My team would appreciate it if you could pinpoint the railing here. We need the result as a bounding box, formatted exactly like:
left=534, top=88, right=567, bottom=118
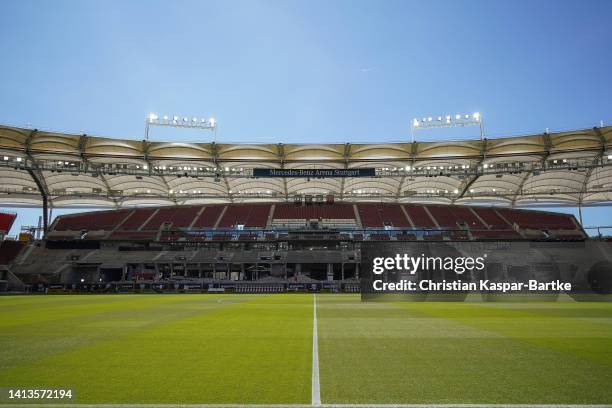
left=583, top=226, right=612, bottom=238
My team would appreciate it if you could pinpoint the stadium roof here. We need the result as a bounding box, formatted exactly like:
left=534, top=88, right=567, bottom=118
left=0, top=123, right=611, bottom=208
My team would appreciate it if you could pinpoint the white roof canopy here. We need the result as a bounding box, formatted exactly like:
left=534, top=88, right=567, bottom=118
left=0, top=124, right=610, bottom=208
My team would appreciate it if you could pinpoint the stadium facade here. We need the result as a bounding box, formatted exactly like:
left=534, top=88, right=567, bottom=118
left=0, top=123, right=610, bottom=296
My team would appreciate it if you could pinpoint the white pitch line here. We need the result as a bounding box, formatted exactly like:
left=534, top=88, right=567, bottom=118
left=312, top=293, right=321, bottom=407
left=3, top=404, right=611, bottom=408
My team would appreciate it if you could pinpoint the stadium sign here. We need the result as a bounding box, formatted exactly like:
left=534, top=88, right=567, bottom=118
left=253, top=168, right=376, bottom=177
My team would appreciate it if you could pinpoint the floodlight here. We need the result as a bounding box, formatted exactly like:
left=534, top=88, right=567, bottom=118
left=411, top=111, right=485, bottom=141
left=145, top=112, right=217, bottom=139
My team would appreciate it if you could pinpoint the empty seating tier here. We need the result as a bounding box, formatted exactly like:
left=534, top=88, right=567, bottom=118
left=119, top=208, right=157, bottom=230
left=426, top=206, right=458, bottom=228
left=0, top=240, right=25, bottom=265
left=425, top=205, right=487, bottom=229
left=472, top=207, right=512, bottom=230
left=273, top=203, right=355, bottom=220
left=0, top=212, right=17, bottom=233
left=496, top=208, right=577, bottom=230
left=54, top=210, right=131, bottom=231
left=403, top=205, right=437, bottom=229
left=192, top=206, right=225, bottom=228
left=142, top=206, right=201, bottom=230
left=47, top=203, right=584, bottom=242
left=357, top=203, right=409, bottom=228
left=218, top=204, right=271, bottom=228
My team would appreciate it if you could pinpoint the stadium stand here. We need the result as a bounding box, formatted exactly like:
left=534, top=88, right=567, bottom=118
left=54, top=210, right=131, bottom=231
left=0, top=240, right=25, bottom=265
left=273, top=203, right=355, bottom=220
left=0, top=212, right=17, bottom=233
left=0, top=122, right=608, bottom=294
left=357, top=203, right=410, bottom=228
left=496, top=208, right=578, bottom=230
left=472, top=207, right=513, bottom=230
left=29, top=203, right=586, bottom=245
left=192, top=206, right=225, bottom=228
left=119, top=208, right=157, bottom=230
left=403, top=205, right=437, bottom=229
left=217, top=204, right=272, bottom=228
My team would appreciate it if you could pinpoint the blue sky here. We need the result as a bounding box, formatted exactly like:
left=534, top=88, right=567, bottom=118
left=1, top=0, right=611, bottom=234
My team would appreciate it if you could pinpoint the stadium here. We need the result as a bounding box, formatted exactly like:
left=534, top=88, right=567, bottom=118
left=0, top=122, right=610, bottom=293
left=1, top=120, right=612, bottom=406
left=4, top=0, right=612, bottom=404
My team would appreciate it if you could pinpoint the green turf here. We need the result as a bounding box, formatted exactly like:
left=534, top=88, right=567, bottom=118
left=0, top=294, right=312, bottom=404
left=317, top=295, right=612, bottom=404
left=1, top=294, right=612, bottom=404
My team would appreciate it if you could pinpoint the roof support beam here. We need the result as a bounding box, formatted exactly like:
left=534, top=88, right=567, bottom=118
left=511, top=132, right=552, bottom=206
left=339, top=143, right=351, bottom=201
left=277, top=143, right=288, bottom=201
left=396, top=143, right=417, bottom=200
left=79, top=134, right=118, bottom=208
left=456, top=139, right=488, bottom=201
left=142, top=140, right=177, bottom=205
left=210, top=142, right=233, bottom=203
left=578, top=127, right=607, bottom=205
left=24, top=129, right=50, bottom=232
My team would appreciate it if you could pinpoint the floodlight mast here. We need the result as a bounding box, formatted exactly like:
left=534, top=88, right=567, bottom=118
left=144, top=113, right=216, bottom=140
left=410, top=112, right=484, bottom=142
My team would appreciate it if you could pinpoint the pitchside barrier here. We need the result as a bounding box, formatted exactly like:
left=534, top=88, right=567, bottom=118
left=360, top=240, right=612, bottom=302
left=21, top=281, right=349, bottom=294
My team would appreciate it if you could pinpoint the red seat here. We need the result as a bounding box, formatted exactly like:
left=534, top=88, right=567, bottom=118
left=0, top=212, right=17, bottom=233
left=357, top=204, right=409, bottom=227
left=273, top=203, right=355, bottom=220
left=404, top=205, right=437, bottom=229
left=54, top=210, right=131, bottom=231
left=192, top=206, right=225, bottom=228
left=0, top=240, right=25, bottom=265
left=218, top=204, right=271, bottom=228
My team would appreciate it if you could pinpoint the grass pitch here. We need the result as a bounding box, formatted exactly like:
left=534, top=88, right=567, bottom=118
left=1, top=294, right=612, bottom=405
